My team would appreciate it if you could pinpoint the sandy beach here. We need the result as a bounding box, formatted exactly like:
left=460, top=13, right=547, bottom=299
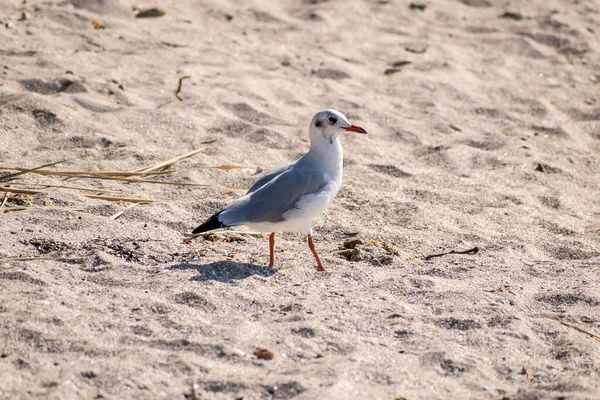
left=1, top=0, right=599, bottom=399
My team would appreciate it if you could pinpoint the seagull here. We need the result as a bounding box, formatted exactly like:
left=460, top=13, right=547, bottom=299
left=192, top=110, right=367, bottom=271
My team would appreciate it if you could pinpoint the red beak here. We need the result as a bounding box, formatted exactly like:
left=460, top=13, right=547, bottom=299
left=343, top=124, right=368, bottom=134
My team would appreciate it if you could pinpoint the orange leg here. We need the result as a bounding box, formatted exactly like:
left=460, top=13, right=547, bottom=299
left=307, top=234, right=326, bottom=271
left=268, top=232, right=275, bottom=268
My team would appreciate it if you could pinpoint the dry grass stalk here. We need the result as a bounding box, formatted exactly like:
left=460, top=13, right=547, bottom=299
left=0, top=156, right=86, bottom=182
left=550, top=316, right=600, bottom=342
left=0, top=257, right=54, bottom=262
left=84, top=176, right=208, bottom=186
left=183, top=232, right=202, bottom=238
left=208, top=165, right=255, bottom=171
left=71, top=170, right=169, bottom=177
left=1, top=207, right=27, bottom=213
left=224, top=185, right=250, bottom=190
left=0, top=169, right=175, bottom=186
left=175, top=75, right=191, bottom=101
left=183, top=230, right=262, bottom=238
left=110, top=202, right=147, bottom=219
left=136, top=140, right=217, bottom=174
left=7, top=182, right=121, bottom=194
left=0, top=192, right=8, bottom=209
left=85, top=195, right=160, bottom=203
left=68, top=170, right=167, bottom=177
left=0, top=187, right=42, bottom=195
left=219, top=230, right=262, bottom=236
left=0, top=167, right=171, bottom=177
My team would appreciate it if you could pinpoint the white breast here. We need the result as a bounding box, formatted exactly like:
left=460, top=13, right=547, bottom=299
left=245, top=137, right=344, bottom=234
left=246, top=180, right=341, bottom=234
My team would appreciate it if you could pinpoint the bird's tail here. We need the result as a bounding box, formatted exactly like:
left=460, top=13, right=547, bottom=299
left=192, top=211, right=226, bottom=234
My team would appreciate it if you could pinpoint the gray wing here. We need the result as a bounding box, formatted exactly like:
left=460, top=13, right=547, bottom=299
left=246, top=162, right=296, bottom=194
left=219, top=165, right=328, bottom=225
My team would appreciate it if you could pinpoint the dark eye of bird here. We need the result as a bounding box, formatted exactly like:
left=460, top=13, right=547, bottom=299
left=328, top=116, right=337, bottom=124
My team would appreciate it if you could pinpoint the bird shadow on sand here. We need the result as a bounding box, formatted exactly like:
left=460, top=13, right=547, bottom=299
left=167, top=261, right=276, bottom=283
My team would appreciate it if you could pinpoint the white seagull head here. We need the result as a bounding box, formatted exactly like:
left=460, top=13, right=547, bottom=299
left=309, top=109, right=367, bottom=145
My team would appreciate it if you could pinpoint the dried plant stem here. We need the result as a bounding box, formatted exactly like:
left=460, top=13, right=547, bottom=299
left=85, top=195, right=160, bottom=203
left=0, top=257, right=54, bottom=262
left=183, top=230, right=263, bottom=238
left=207, top=165, right=255, bottom=171
left=0, top=192, right=8, bottom=209
left=7, top=182, right=120, bottom=194
left=0, top=167, right=170, bottom=178
left=0, top=187, right=42, bottom=195
left=550, top=316, right=600, bottom=342
left=110, top=202, right=147, bottom=219
left=423, top=247, right=479, bottom=260
left=175, top=75, right=191, bottom=101
left=220, top=230, right=263, bottom=236
left=0, top=156, right=87, bottom=182
left=136, top=141, right=216, bottom=174
left=1, top=207, right=27, bottom=213
left=85, top=176, right=208, bottom=186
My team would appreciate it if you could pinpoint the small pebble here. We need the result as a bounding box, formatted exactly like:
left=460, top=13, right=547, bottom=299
left=392, top=61, right=411, bottom=68
left=405, top=45, right=426, bottom=54
left=499, top=11, right=522, bottom=20
left=338, top=248, right=362, bottom=261
left=203, top=232, right=223, bottom=242
left=136, top=8, right=165, bottom=18
left=233, top=348, right=246, bottom=357
left=341, top=238, right=364, bottom=249
left=384, top=68, right=402, bottom=76
left=225, top=235, right=246, bottom=243
left=254, top=348, right=275, bottom=360
left=409, top=3, right=426, bottom=11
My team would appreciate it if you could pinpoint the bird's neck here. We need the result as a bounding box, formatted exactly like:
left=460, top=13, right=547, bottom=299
left=309, top=136, right=343, bottom=178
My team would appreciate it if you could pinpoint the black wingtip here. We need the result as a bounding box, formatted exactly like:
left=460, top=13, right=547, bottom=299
left=192, top=211, right=225, bottom=234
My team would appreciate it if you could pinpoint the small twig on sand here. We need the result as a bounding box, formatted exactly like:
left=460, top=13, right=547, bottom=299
left=0, top=192, right=8, bottom=209
left=0, top=187, right=43, bottom=195
left=136, top=140, right=216, bottom=174
left=1, top=169, right=209, bottom=186
left=0, top=167, right=170, bottom=178
left=175, top=75, right=191, bottom=101
left=110, top=202, right=147, bottom=219
left=0, top=257, right=54, bottom=262
left=85, top=195, right=160, bottom=203
left=81, top=176, right=208, bottom=186
left=0, top=156, right=87, bottom=182
left=207, top=165, right=255, bottom=171
left=183, top=230, right=263, bottom=239
left=550, top=316, right=600, bottom=343
left=422, top=246, right=479, bottom=260
left=1, top=207, right=27, bottom=213
left=223, top=230, right=263, bottom=236
left=7, top=182, right=121, bottom=194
